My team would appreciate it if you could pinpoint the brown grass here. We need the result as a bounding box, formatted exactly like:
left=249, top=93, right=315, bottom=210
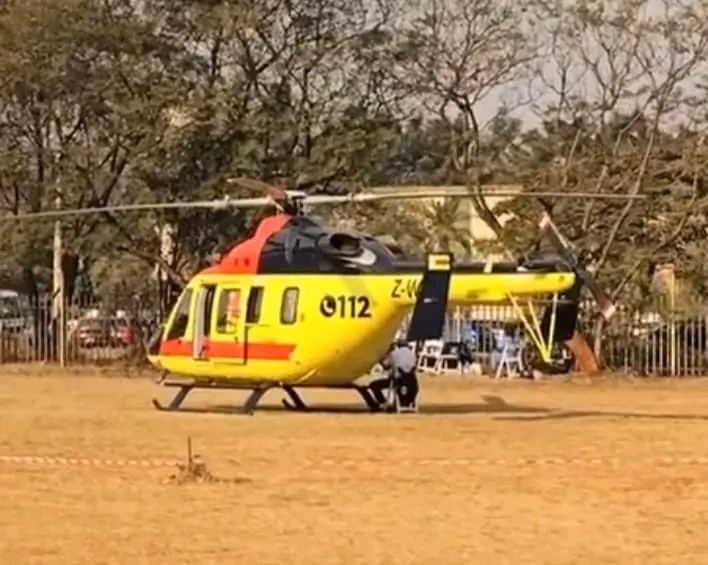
left=1, top=372, right=708, bottom=564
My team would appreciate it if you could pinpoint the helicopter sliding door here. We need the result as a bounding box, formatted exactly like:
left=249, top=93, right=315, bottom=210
left=210, top=283, right=269, bottom=366
left=192, top=284, right=216, bottom=361
left=212, top=285, right=247, bottom=365
left=243, top=284, right=266, bottom=363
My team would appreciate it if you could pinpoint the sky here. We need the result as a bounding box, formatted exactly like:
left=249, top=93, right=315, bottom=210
left=459, top=0, right=703, bottom=134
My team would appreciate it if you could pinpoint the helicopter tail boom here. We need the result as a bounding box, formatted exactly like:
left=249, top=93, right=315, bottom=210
left=387, top=264, right=577, bottom=307
left=383, top=261, right=582, bottom=352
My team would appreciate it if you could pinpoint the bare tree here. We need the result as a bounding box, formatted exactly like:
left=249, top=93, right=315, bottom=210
left=94, top=0, right=407, bottom=289
left=391, top=0, right=539, bottom=241
left=502, top=0, right=708, bottom=361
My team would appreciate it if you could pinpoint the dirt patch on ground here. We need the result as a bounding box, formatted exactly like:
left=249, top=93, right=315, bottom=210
left=0, top=373, right=707, bottom=564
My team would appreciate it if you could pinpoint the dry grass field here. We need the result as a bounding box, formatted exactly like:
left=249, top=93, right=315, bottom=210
left=1, top=371, right=708, bottom=564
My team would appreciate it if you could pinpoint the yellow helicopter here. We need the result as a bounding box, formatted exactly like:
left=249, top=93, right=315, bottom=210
left=10, top=180, right=633, bottom=414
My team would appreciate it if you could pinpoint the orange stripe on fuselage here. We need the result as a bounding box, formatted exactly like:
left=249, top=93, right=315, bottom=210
left=160, top=339, right=295, bottom=361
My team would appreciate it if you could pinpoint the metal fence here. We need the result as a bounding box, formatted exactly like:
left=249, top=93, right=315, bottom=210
left=439, top=302, right=708, bottom=377
left=0, top=294, right=706, bottom=376
left=0, top=294, right=158, bottom=366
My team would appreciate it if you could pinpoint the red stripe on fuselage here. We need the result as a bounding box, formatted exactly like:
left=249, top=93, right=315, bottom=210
left=160, top=339, right=295, bottom=361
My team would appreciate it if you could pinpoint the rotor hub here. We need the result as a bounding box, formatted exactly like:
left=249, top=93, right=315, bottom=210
left=288, top=194, right=308, bottom=216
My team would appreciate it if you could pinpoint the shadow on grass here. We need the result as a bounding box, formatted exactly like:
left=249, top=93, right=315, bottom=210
left=498, top=409, right=708, bottom=422
left=153, top=391, right=708, bottom=421
left=155, top=394, right=551, bottom=416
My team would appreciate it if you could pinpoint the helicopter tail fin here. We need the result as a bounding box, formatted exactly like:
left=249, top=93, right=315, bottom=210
left=405, top=253, right=453, bottom=342
left=538, top=211, right=615, bottom=320
left=540, top=277, right=583, bottom=344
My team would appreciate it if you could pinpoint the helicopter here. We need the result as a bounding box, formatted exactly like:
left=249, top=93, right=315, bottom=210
left=6, top=180, right=638, bottom=414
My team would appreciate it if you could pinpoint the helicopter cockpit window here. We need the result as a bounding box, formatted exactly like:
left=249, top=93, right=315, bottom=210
left=165, top=288, right=193, bottom=341
left=216, top=289, right=241, bottom=333
left=280, top=287, right=299, bottom=325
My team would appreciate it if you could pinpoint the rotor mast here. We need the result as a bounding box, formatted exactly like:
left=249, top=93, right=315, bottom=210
left=274, top=190, right=309, bottom=216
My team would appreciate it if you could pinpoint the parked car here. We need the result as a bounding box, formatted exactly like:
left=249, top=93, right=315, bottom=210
left=73, top=317, right=138, bottom=348
left=74, top=318, right=113, bottom=348
left=110, top=317, right=137, bottom=346
left=0, top=289, right=31, bottom=335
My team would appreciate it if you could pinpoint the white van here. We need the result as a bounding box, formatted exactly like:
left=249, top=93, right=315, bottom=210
left=0, top=289, right=28, bottom=333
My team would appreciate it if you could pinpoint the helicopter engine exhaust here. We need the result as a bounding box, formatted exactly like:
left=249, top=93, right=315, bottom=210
left=318, top=232, right=363, bottom=258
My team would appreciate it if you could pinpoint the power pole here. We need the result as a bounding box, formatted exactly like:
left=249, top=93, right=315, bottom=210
left=52, top=154, right=65, bottom=367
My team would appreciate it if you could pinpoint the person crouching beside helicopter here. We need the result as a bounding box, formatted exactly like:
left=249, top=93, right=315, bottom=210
left=369, top=339, right=419, bottom=410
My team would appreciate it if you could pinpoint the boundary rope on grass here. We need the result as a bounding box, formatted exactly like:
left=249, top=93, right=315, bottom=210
left=0, top=455, right=181, bottom=467
left=0, top=454, right=706, bottom=468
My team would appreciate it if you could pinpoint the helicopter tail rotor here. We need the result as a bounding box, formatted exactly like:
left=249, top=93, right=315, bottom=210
left=538, top=212, right=616, bottom=320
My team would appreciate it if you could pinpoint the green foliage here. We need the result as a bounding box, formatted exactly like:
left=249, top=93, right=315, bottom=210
left=491, top=0, right=708, bottom=311
left=89, top=252, right=154, bottom=309
left=0, top=0, right=405, bottom=298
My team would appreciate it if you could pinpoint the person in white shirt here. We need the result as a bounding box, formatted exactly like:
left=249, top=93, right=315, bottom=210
left=388, top=341, right=417, bottom=373
left=369, top=339, right=419, bottom=408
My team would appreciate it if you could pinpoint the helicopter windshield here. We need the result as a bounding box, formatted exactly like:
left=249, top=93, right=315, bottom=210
left=163, top=287, right=193, bottom=341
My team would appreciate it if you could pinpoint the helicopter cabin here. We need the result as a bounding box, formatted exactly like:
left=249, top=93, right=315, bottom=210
left=152, top=273, right=306, bottom=379
left=150, top=216, right=304, bottom=381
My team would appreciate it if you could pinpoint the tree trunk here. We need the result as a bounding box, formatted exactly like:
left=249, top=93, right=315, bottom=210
left=566, top=331, right=600, bottom=373
left=22, top=266, right=41, bottom=361
left=592, top=317, right=605, bottom=361
left=122, top=303, right=150, bottom=372
left=61, top=252, right=79, bottom=305
left=159, top=278, right=182, bottom=320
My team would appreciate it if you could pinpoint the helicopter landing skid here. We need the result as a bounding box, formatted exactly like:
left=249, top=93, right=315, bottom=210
left=280, top=384, right=382, bottom=413
left=151, top=379, right=273, bottom=415
left=152, top=379, right=383, bottom=415
left=281, top=386, right=309, bottom=411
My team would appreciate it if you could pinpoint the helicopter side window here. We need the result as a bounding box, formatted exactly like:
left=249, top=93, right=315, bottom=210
left=280, top=287, right=299, bottom=325
left=165, top=288, right=193, bottom=341
left=246, top=287, right=264, bottom=324
left=201, top=285, right=216, bottom=338
left=215, top=288, right=241, bottom=333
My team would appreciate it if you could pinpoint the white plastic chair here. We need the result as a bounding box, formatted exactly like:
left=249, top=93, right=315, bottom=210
left=417, top=339, right=444, bottom=371
left=494, top=336, right=524, bottom=378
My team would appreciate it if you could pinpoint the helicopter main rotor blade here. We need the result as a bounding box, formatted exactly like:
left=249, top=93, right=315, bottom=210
left=0, top=188, right=646, bottom=221
left=0, top=197, right=275, bottom=220
left=298, top=190, right=646, bottom=206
